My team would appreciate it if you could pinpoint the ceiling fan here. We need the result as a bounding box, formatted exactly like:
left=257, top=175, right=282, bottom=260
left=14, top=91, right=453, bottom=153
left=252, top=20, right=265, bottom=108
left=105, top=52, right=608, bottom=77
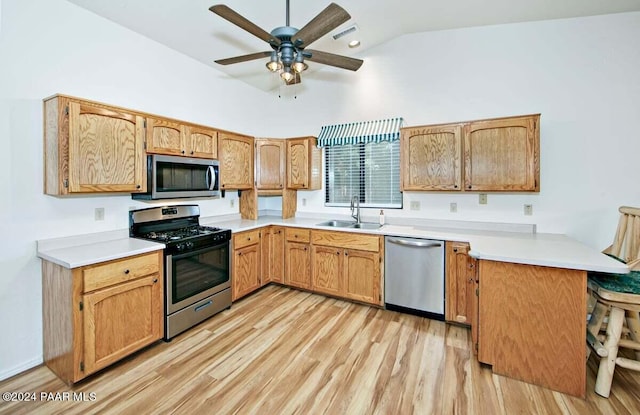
left=209, top=1, right=364, bottom=85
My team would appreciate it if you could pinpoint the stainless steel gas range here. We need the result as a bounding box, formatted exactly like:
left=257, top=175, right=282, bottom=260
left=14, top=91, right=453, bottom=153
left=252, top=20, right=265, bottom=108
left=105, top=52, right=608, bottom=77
left=129, top=205, right=231, bottom=340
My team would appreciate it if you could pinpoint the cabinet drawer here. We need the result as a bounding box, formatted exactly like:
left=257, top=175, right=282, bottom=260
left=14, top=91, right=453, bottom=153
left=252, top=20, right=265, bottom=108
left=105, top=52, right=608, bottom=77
left=311, top=230, right=380, bottom=252
left=285, top=228, right=310, bottom=243
left=233, top=229, right=261, bottom=249
left=83, top=251, right=160, bottom=293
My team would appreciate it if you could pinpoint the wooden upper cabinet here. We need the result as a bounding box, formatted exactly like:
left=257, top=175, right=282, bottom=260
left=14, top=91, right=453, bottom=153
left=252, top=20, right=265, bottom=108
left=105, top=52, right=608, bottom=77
left=43, top=95, right=146, bottom=195
left=400, top=124, right=463, bottom=191
left=401, top=114, right=540, bottom=192
left=186, top=125, right=217, bottom=159
left=255, top=139, right=286, bottom=190
left=218, top=132, right=254, bottom=190
left=464, top=114, right=539, bottom=192
left=146, top=117, right=218, bottom=159
left=286, top=137, right=322, bottom=190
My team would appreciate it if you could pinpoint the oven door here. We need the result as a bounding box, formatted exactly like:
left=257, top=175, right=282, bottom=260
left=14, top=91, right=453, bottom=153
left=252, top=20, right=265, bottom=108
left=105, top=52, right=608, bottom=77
left=166, top=241, right=230, bottom=314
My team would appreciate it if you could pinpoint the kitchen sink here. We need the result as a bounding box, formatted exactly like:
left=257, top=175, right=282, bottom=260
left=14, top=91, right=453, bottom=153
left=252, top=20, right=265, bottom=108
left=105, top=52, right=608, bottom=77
left=350, top=222, right=382, bottom=229
left=316, top=220, right=356, bottom=228
left=316, top=220, right=382, bottom=230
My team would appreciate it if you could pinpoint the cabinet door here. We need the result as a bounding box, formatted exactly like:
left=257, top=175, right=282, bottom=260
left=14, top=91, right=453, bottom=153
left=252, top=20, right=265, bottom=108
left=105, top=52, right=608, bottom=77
left=219, top=132, right=254, bottom=190
left=445, top=242, right=475, bottom=325
left=285, top=241, right=311, bottom=289
left=400, top=124, right=462, bottom=191
left=311, top=245, right=343, bottom=297
left=68, top=101, right=146, bottom=193
left=145, top=117, right=184, bottom=156
left=343, top=249, right=381, bottom=305
left=185, top=126, right=218, bottom=159
left=270, top=227, right=285, bottom=283
left=255, top=139, right=285, bottom=190
left=233, top=243, right=261, bottom=301
left=286, top=138, right=310, bottom=189
left=83, top=274, right=162, bottom=375
left=261, top=227, right=272, bottom=285
left=464, top=114, right=539, bottom=191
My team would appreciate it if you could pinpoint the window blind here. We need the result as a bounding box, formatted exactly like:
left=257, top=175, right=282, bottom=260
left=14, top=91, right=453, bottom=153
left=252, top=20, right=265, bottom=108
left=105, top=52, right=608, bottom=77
left=325, top=140, right=402, bottom=208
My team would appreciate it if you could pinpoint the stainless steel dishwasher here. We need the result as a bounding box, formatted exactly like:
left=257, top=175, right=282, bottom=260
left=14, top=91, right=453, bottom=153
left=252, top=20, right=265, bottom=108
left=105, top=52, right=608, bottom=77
left=384, top=236, right=445, bottom=319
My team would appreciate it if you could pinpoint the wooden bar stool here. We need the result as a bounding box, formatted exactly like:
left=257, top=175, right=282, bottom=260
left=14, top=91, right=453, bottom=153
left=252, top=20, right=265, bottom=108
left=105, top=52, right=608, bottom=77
left=587, top=206, right=640, bottom=398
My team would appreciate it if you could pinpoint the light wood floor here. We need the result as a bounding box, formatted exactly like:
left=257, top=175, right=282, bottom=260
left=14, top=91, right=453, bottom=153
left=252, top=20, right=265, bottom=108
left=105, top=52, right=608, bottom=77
left=1, top=285, right=639, bottom=415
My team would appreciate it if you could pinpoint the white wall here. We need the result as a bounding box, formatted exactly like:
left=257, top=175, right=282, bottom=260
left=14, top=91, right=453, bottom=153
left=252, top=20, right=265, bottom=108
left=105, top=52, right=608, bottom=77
left=294, top=12, right=640, bottom=250
left=0, top=0, right=288, bottom=380
left=1, top=0, right=639, bottom=380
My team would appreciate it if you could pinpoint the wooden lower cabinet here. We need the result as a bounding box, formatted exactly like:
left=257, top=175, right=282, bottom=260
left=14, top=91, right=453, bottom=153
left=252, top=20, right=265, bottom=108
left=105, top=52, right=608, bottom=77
left=310, top=230, right=383, bottom=306
left=311, top=245, right=343, bottom=297
left=42, top=251, right=163, bottom=384
left=343, top=249, right=381, bottom=305
left=284, top=228, right=311, bottom=290
left=445, top=242, right=477, bottom=325
left=232, top=229, right=262, bottom=301
left=262, top=226, right=285, bottom=284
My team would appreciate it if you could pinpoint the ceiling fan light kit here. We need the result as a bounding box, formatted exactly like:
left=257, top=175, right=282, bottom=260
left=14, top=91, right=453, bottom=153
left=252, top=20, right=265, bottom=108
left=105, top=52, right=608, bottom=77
left=210, top=1, right=363, bottom=86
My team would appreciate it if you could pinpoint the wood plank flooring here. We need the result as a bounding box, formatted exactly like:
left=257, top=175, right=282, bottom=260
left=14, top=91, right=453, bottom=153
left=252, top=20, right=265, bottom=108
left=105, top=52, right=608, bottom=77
left=1, top=285, right=639, bottom=414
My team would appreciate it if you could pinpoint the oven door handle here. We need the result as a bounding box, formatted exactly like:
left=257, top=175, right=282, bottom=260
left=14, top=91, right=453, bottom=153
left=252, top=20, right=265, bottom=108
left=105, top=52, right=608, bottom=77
left=168, top=242, right=229, bottom=261
left=206, top=166, right=216, bottom=191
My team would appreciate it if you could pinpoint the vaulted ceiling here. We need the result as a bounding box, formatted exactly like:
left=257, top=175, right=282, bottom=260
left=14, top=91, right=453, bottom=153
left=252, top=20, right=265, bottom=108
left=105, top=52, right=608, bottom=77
left=67, top=0, right=640, bottom=91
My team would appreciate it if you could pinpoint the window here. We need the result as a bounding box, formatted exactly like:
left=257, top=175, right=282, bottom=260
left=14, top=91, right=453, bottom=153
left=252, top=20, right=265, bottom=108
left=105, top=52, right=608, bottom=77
left=325, top=140, right=402, bottom=208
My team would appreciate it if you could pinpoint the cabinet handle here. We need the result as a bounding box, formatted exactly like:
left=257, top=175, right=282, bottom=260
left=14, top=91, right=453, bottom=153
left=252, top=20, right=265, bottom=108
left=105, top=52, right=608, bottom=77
left=238, top=252, right=242, bottom=256
left=124, top=269, right=130, bottom=274
left=453, top=248, right=458, bottom=253
left=336, top=251, right=340, bottom=255
left=454, top=185, right=458, bottom=189
left=221, top=184, right=225, bottom=188
left=345, top=252, right=348, bottom=256
left=467, top=185, right=472, bottom=189
left=136, top=184, right=141, bottom=189
left=153, top=278, right=158, bottom=283
left=248, top=237, right=251, bottom=241
left=190, top=151, right=194, bottom=155
left=304, top=247, right=307, bottom=251
left=181, top=150, right=185, bottom=154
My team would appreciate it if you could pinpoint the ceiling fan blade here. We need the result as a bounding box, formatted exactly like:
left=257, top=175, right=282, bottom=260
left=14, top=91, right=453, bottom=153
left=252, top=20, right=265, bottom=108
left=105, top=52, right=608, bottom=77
left=209, top=5, right=281, bottom=47
left=305, top=49, right=363, bottom=71
left=215, top=51, right=272, bottom=65
left=293, top=3, right=350, bottom=49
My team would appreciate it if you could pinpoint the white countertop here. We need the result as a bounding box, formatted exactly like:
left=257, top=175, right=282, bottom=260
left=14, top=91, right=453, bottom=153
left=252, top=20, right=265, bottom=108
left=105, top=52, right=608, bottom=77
left=37, top=236, right=164, bottom=268
left=36, top=214, right=628, bottom=274
left=201, top=215, right=629, bottom=274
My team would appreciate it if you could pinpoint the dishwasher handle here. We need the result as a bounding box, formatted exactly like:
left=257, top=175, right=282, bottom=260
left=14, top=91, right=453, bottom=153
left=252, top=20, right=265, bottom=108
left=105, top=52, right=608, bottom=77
left=387, top=238, right=442, bottom=248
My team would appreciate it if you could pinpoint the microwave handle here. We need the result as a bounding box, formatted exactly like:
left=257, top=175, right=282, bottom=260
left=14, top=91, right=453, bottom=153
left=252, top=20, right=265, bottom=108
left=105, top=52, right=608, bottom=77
left=207, top=166, right=216, bottom=191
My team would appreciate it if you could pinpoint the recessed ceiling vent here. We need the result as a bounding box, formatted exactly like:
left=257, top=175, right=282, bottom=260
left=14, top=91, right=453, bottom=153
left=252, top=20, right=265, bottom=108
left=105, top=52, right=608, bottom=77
left=332, top=24, right=358, bottom=40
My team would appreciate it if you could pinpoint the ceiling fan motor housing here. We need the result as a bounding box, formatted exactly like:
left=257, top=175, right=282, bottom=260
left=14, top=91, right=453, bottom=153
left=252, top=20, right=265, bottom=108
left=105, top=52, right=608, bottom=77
left=271, top=26, right=299, bottom=65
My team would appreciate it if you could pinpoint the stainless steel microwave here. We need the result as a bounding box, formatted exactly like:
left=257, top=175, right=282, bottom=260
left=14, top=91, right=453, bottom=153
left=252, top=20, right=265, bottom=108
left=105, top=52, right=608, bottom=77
left=132, top=155, right=219, bottom=200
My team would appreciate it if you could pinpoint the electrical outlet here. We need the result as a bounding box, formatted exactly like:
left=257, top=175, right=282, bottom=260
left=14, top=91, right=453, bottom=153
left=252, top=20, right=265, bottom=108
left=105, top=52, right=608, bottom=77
left=94, top=207, right=105, bottom=221
left=230, top=199, right=235, bottom=208
left=524, top=204, right=533, bottom=216
left=450, top=202, right=457, bottom=213
left=302, top=198, right=307, bottom=207
left=479, top=194, right=488, bottom=205
left=410, top=201, right=420, bottom=211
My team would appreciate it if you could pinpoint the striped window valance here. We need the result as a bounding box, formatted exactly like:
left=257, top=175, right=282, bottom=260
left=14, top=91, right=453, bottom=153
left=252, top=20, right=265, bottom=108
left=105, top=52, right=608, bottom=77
left=317, top=117, right=404, bottom=147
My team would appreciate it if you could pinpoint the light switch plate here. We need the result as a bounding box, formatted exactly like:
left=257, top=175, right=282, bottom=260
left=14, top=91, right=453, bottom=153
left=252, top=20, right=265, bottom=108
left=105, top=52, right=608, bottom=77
left=95, top=207, right=104, bottom=221
left=524, top=204, right=533, bottom=216
left=479, top=194, right=488, bottom=205
left=450, top=202, right=457, bottom=213
left=410, top=201, right=421, bottom=210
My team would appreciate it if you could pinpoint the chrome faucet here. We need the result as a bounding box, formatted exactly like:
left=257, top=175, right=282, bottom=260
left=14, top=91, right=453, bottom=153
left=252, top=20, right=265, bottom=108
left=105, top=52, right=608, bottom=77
left=350, top=195, right=361, bottom=224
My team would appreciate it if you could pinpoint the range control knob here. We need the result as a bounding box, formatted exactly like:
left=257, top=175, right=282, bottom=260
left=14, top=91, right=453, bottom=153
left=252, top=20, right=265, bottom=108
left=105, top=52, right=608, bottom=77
left=186, top=241, right=194, bottom=249
left=175, top=243, right=185, bottom=251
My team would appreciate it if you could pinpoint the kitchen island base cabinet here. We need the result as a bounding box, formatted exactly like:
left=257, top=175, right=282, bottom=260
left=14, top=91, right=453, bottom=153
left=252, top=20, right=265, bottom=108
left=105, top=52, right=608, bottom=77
left=445, top=242, right=476, bottom=326
left=42, top=251, right=163, bottom=385
left=477, top=260, right=586, bottom=398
